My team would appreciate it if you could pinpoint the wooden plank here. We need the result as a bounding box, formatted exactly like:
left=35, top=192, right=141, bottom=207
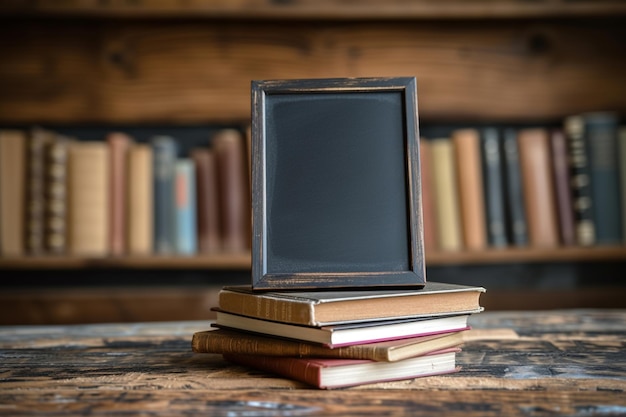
left=2, top=0, right=626, bottom=20
left=0, top=18, right=625, bottom=123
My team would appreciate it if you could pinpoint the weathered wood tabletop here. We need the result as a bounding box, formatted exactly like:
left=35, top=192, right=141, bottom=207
left=1, top=309, right=625, bottom=416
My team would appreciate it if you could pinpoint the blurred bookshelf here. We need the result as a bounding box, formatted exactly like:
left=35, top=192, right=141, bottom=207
left=1, top=1, right=625, bottom=324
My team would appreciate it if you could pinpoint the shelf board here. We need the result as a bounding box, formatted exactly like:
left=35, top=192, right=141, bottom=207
left=1, top=246, right=625, bottom=270
left=2, top=1, right=626, bottom=20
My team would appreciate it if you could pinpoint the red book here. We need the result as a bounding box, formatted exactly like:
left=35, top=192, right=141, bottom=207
left=223, top=348, right=460, bottom=389
left=549, top=129, right=576, bottom=246
left=107, top=132, right=132, bottom=256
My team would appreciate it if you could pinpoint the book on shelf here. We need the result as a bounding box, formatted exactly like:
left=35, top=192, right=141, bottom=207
left=25, top=127, right=55, bottom=255
left=196, top=320, right=468, bottom=355
left=517, top=128, right=560, bottom=247
left=107, top=132, right=132, bottom=256
left=430, top=138, right=462, bottom=251
left=44, top=134, right=71, bottom=254
left=419, top=138, right=438, bottom=252
left=223, top=348, right=461, bottom=389
left=152, top=135, right=178, bottom=254
left=583, top=112, right=623, bottom=245
left=191, top=148, right=221, bottom=253
left=67, top=141, right=109, bottom=256
left=174, top=158, right=197, bottom=255
left=212, top=309, right=473, bottom=348
left=127, top=143, right=153, bottom=255
left=564, top=115, right=596, bottom=246
left=619, top=126, right=626, bottom=242
left=217, top=281, right=485, bottom=327
left=549, top=129, right=576, bottom=246
left=452, top=128, right=487, bottom=251
left=0, top=129, right=26, bottom=257
left=501, top=127, right=528, bottom=247
left=480, top=127, right=508, bottom=248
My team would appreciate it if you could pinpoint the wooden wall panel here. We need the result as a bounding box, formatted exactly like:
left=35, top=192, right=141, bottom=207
left=0, top=18, right=625, bottom=124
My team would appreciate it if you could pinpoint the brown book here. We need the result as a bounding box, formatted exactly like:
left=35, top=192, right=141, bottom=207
left=213, top=129, right=250, bottom=252
left=25, top=127, right=55, bottom=254
left=430, top=138, right=462, bottom=251
left=44, top=134, right=71, bottom=254
left=191, top=148, right=221, bottom=253
left=67, top=141, right=109, bottom=256
left=218, top=281, right=485, bottom=327
left=419, top=139, right=438, bottom=253
left=107, top=132, right=132, bottom=256
left=517, top=128, right=560, bottom=247
left=549, top=128, right=576, bottom=246
left=0, top=129, right=26, bottom=257
left=452, top=128, right=487, bottom=251
left=192, top=328, right=466, bottom=362
left=127, top=143, right=153, bottom=255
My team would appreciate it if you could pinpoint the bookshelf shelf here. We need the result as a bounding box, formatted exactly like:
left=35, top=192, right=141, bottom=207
left=1, top=247, right=625, bottom=270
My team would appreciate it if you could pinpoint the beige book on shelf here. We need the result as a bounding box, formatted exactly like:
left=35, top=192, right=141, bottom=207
left=452, top=128, right=487, bottom=251
left=517, top=128, right=560, bottom=247
left=419, top=139, right=438, bottom=253
left=127, top=143, right=154, bottom=255
left=0, top=129, right=26, bottom=257
left=430, top=138, right=463, bottom=251
left=67, top=141, right=110, bottom=256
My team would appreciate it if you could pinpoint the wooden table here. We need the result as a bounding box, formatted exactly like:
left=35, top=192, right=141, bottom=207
left=1, top=309, right=625, bottom=416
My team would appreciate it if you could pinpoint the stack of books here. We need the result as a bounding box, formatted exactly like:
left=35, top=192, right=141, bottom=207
left=192, top=281, right=485, bottom=389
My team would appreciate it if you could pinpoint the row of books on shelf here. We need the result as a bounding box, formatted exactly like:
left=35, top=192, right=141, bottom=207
left=0, top=126, right=251, bottom=257
left=421, top=111, right=626, bottom=252
left=191, top=281, right=486, bottom=389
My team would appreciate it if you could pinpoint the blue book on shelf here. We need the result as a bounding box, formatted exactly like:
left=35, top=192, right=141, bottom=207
left=152, top=136, right=178, bottom=254
left=175, top=158, right=197, bottom=255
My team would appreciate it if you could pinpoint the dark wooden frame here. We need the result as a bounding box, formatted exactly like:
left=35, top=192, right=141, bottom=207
left=250, top=77, right=425, bottom=290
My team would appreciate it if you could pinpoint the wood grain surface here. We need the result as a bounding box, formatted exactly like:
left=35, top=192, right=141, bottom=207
left=1, top=310, right=624, bottom=416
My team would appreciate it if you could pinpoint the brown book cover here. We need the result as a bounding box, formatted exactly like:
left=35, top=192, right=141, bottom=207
left=0, top=129, right=26, bottom=257
left=430, top=138, right=462, bottom=251
left=44, top=134, right=71, bottom=254
left=25, top=127, right=55, bottom=254
left=191, top=148, right=221, bottom=253
left=127, top=143, right=153, bottom=255
left=107, top=132, right=132, bottom=256
left=213, top=129, right=250, bottom=252
left=218, top=281, right=485, bottom=327
left=67, top=141, right=109, bottom=256
left=549, top=128, right=576, bottom=246
left=192, top=328, right=466, bottom=362
left=452, top=128, right=487, bottom=251
left=419, top=139, right=438, bottom=253
left=223, top=348, right=460, bottom=389
left=517, top=128, right=560, bottom=247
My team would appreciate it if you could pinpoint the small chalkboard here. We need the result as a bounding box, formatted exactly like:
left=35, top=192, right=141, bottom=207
left=250, top=77, right=425, bottom=290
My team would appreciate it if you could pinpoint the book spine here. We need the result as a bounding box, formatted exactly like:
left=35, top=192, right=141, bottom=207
left=25, top=127, right=53, bottom=254
left=517, top=128, right=560, bottom=247
left=564, top=115, right=595, bottom=246
left=127, top=143, right=154, bottom=255
left=0, top=130, right=26, bottom=257
left=501, top=128, right=528, bottom=247
left=584, top=112, right=622, bottom=245
left=480, top=127, right=508, bottom=248
left=191, top=148, right=222, bottom=253
left=218, top=290, right=314, bottom=325
left=44, top=136, right=70, bottom=254
left=619, top=126, right=626, bottom=243
left=223, top=354, right=322, bottom=388
left=418, top=139, right=438, bottom=252
left=213, top=129, right=250, bottom=252
left=430, top=138, right=462, bottom=251
left=549, top=129, right=576, bottom=246
left=152, top=136, right=178, bottom=254
left=452, top=128, right=487, bottom=251
left=107, top=132, right=132, bottom=256
left=174, top=158, right=197, bottom=255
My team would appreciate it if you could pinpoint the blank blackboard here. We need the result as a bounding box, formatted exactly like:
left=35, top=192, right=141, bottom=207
left=251, top=77, right=425, bottom=290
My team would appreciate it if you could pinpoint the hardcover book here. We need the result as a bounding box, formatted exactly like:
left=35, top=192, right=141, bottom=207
left=218, top=281, right=485, bottom=327
left=192, top=327, right=466, bottom=361
left=480, top=127, right=508, bottom=248
left=127, top=143, right=154, bottom=255
left=223, top=348, right=460, bottom=389
left=44, top=134, right=71, bottom=254
left=152, top=136, right=178, bottom=254
left=191, top=148, right=221, bottom=253
left=501, top=128, right=528, bottom=247
left=0, top=129, right=26, bottom=257
left=212, top=310, right=472, bottom=348
left=174, top=158, right=197, bottom=255
left=107, top=132, right=132, bottom=256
